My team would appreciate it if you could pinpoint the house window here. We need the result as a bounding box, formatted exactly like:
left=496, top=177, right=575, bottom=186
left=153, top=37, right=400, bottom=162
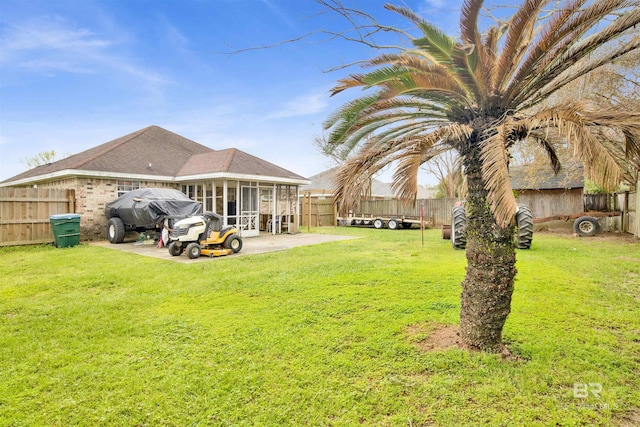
left=182, top=185, right=195, bottom=198
left=117, top=180, right=141, bottom=196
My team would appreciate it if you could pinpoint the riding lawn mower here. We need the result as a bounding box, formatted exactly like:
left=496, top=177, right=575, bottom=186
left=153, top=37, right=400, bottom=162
left=167, top=212, right=242, bottom=259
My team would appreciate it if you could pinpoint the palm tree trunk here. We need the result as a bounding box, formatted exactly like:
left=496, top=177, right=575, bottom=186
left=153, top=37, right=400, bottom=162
left=459, top=137, right=517, bottom=352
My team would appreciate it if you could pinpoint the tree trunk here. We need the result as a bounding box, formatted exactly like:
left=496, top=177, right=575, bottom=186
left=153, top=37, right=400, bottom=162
left=459, top=135, right=517, bottom=353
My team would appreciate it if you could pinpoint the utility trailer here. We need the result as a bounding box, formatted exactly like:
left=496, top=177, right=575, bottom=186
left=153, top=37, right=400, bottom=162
left=337, top=214, right=426, bottom=230
left=534, top=211, right=622, bottom=236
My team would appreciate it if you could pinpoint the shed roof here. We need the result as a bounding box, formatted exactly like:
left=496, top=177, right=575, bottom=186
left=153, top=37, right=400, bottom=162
left=301, top=167, right=433, bottom=198
left=510, top=162, right=584, bottom=190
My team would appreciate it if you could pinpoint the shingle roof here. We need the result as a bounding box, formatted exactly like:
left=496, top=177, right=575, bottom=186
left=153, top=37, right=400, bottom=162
left=2, top=125, right=307, bottom=184
left=301, top=167, right=398, bottom=197
left=2, top=126, right=212, bottom=183
left=510, top=162, right=584, bottom=190
left=178, top=149, right=306, bottom=180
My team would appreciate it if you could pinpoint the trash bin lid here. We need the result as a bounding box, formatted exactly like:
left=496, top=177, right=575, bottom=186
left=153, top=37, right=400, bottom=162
left=49, top=213, right=81, bottom=220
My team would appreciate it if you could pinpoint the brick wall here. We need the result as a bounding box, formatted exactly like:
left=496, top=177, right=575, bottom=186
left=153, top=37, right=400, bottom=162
left=38, top=178, right=179, bottom=240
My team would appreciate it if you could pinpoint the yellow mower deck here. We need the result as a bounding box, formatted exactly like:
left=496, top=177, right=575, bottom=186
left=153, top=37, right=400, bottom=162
left=200, top=248, right=232, bottom=257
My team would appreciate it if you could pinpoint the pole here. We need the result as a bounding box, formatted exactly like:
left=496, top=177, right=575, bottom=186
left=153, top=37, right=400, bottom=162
left=420, top=203, right=424, bottom=247
left=307, top=192, right=311, bottom=232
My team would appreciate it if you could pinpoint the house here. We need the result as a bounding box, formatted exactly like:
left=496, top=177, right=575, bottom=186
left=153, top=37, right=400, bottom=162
left=0, top=126, right=310, bottom=240
left=510, top=162, right=585, bottom=220
left=301, top=167, right=435, bottom=200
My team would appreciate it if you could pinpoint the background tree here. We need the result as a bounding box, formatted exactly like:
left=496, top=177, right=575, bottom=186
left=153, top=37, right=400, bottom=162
left=509, top=47, right=640, bottom=191
left=21, top=150, right=69, bottom=170
left=421, top=149, right=466, bottom=198
left=323, top=0, right=640, bottom=351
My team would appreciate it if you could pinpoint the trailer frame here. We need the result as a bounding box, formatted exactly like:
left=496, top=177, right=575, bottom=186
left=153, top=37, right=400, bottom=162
left=337, top=213, right=428, bottom=230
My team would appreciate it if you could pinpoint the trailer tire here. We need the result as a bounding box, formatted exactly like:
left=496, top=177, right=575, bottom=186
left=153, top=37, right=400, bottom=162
left=401, top=222, right=412, bottom=229
left=107, top=217, right=125, bottom=244
left=451, top=206, right=467, bottom=250
left=167, top=241, right=182, bottom=256
left=515, top=205, right=534, bottom=249
left=186, top=242, right=201, bottom=259
left=573, top=216, right=600, bottom=236
left=387, top=219, right=399, bottom=230
left=373, top=218, right=385, bottom=229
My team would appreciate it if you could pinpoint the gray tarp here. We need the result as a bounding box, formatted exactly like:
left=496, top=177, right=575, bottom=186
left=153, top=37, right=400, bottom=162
left=105, top=188, right=201, bottom=229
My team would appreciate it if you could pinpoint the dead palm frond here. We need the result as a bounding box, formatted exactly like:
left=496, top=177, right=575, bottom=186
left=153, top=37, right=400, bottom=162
left=325, top=0, right=640, bottom=227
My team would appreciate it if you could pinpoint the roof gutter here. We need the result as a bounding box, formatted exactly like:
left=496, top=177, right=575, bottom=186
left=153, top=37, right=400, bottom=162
left=0, top=169, right=310, bottom=187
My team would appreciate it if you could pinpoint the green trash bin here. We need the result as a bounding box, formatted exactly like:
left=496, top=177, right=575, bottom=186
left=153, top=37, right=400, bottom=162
left=50, top=214, right=81, bottom=248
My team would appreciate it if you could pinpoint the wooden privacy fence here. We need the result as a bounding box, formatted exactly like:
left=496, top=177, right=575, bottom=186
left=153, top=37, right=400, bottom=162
left=301, top=195, right=336, bottom=227
left=0, top=188, right=76, bottom=246
left=583, top=193, right=619, bottom=211
left=301, top=196, right=458, bottom=228
left=302, top=191, right=638, bottom=236
left=358, top=198, right=458, bottom=227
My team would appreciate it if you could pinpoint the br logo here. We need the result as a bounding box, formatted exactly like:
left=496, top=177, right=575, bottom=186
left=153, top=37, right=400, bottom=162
left=573, top=383, right=602, bottom=399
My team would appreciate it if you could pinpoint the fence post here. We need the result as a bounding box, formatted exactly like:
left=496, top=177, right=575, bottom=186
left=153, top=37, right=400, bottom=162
left=307, top=192, right=311, bottom=232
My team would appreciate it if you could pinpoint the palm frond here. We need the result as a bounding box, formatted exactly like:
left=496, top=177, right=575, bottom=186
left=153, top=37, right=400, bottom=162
left=451, top=44, right=485, bottom=103
left=514, top=3, right=640, bottom=109
left=333, top=138, right=402, bottom=208
left=511, top=118, right=563, bottom=175
left=384, top=4, right=455, bottom=64
left=504, top=0, right=588, bottom=102
left=494, top=0, right=550, bottom=92
left=460, top=0, right=484, bottom=46
left=330, top=74, right=365, bottom=96
left=522, top=34, right=640, bottom=109
left=482, top=26, right=501, bottom=90
left=392, top=125, right=472, bottom=200
left=360, top=66, right=414, bottom=88
left=480, top=119, right=519, bottom=227
left=623, top=130, right=640, bottom=166
left=323, top=94, right=380, bottom=142
left=526, top=104, right=626, bottom=191
left=536, top=137, right=562, bottom=175
left=339, top=114, right=445, bottom=153
left=460, top=0, right=494, bottom=98
left=586, top=110, right=640, bottom=161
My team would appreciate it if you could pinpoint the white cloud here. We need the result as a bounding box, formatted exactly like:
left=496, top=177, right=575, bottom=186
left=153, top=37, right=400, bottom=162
left=266, top=92, right=329, bottom=119
left=0, top=18, right=170, bottom=86
left=0, top=19, right=108, bottom=66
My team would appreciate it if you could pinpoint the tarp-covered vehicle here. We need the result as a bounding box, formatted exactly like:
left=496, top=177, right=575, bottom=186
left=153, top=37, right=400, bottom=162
left=105, top=188, right=201, bottom=243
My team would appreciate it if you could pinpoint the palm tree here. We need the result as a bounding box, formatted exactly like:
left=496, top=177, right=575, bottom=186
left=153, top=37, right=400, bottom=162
left=324, top=0, right=640, bottom=352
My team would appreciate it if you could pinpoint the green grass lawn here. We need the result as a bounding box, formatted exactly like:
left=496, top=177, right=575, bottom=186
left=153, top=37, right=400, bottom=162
left=1, top=228, right=639, bottom=426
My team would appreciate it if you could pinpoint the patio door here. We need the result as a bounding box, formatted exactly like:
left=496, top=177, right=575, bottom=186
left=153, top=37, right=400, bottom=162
left=240, top=185, right=259, bottom=237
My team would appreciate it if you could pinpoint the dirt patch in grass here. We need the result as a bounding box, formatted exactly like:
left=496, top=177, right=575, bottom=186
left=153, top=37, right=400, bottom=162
left=406, top=323, right=522, bottom=361
left=405, top=323, right=462, bottom=352
left=615, top=408, right=640, bottom=427
left=535, top=230, right=639, bottom=243
left=615, top=256, right=640, bottom=262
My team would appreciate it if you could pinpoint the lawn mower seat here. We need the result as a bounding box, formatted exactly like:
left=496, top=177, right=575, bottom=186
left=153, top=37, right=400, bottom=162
left=203, top=212, right=235, bottom=239
left=203, top=212, right=223, bottom=236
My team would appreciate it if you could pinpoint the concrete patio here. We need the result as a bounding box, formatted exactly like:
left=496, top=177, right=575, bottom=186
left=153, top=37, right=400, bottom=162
left=90, top=232, right=357, bottom=263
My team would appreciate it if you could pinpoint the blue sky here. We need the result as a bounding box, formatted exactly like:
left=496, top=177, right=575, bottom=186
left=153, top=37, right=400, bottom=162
left=0, top=0, right=464, bottom=183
